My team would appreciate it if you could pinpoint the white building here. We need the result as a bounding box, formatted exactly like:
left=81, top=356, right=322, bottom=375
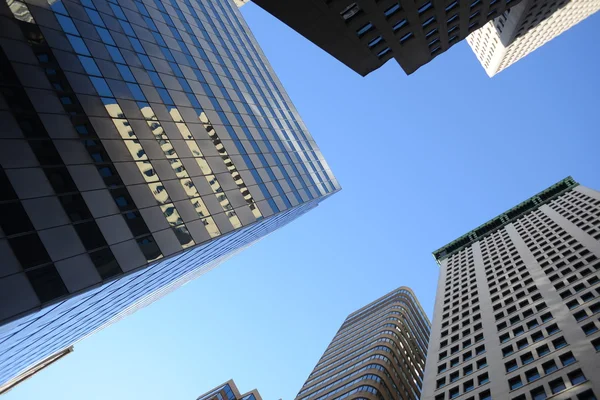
left=467, top=0, right=600, bottom=77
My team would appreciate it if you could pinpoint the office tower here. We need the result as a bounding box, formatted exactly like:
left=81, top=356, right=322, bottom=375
left=295, top=287, right=431, bottom=400
left=253, top=0, right=524, bottom=76
left=0, top=0, right=339, bottom=389
left=422, top=177, right=600, bottom=400
left=467, top=0, right=600, bottom=76
left=197, top=380, right=262, bottom=400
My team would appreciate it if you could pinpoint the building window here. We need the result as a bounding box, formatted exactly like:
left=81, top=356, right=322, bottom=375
left=542, top=360, right=558, bottom=374
left=464, top=379, right=474, bottom=392
left=449, top=387, right=460, bottom=399
left=478, top=372, right=489, bottom=385
left=450, top=371, right=459, bottom=382
left=521, top=352, right=534, bottom=364
left=568, top=369, right=587, bottom=385
left=577, top=389, right=598, bottom=400
left=356, top=22, right=373, bottom=37
left=530, top=386, right=547, bottom=400
left=549, top=378, right=566, bottom=394
left=525, top=368, right=540, bottom=382
left=509, top=376, right=523, bottom=390
left=505, top=360, right=518, bottom=373
left=536, top=345, right=550, bottom=357
left=582, top=322, right=598, bottom=335
left=26, top=265, right=68, bottom=303
left=384, top=3, right=401, bottom=17
left=559, top=352, right=576, bottom=366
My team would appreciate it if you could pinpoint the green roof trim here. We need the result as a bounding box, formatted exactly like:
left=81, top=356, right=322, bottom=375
left=433, top=176, right=579, bottom=263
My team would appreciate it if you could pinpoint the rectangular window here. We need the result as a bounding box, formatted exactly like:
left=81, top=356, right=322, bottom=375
left=559, top=351, right=576, bottom=366
left=568, top=369, right=587, bottom=385
left=356, top=22, right=373, bottom=37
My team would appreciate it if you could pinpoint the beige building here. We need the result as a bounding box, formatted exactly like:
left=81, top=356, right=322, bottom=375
left=295, top=287, right=430, bottom=400
left=422, top=177, right=600, bottom=400
left=467, top=0, right=600, bottom=76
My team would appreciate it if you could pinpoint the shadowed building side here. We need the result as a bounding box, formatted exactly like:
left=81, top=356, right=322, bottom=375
left=253, top=0, right=526, bottom=76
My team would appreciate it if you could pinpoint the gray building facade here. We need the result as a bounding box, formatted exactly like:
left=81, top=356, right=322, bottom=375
left=0, top=0, right=339, bottom=389
left=253, top=0, right=524, bottom=76
left=422, top=177, right=600, bottom=400
left=294, top=287, right=431, bottom=400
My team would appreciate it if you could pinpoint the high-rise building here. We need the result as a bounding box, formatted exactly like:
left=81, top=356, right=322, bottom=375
left=294, top=287, right=430, bottom=400
left=422, top=177, right=600, bottom=400
left=0, top=0, right=339, bottom=389
left=467, top=0, right=600, bottom=76
left=197, top=380, right=262, bottom=400
left=252, top=0, right=524, bottom=76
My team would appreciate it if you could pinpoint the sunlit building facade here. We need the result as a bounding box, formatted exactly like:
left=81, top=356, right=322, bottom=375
left=0, top=0, right=339, bottom=389
left=197, top=380, right=262, bottom=400
left=467, top=0, right=600, bottom=76
left=295, top=287, right=430, bottom=400
left=422, top=177, right=600, bottom=400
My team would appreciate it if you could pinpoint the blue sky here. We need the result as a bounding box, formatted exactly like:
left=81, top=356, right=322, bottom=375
left=6, top=3, right=600, bottom=400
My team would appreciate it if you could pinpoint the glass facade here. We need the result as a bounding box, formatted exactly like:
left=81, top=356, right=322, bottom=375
left=0, top=0, right=339, bottom=388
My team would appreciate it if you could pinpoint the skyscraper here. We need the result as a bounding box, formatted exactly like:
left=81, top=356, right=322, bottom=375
left=253, top=0, right=524, bottom=76
left=422, top=177, right=600, bottom=400
left=197, top=380, right=262, bottom=400
left=467, top=0, right=599, bottom=76
left=0, top=0, right=339, bottom=388
left=295, top=287, right=430, bottom=400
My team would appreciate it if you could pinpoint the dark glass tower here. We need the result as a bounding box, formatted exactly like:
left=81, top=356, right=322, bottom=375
left=0, top=0, right=339, bottom=388
left=423, top=177, right=600, bottom=400
left=295, top=287, right=430, bottom=400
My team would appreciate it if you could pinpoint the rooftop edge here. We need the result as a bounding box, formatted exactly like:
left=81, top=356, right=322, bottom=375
left=432, top=176, right=579, bottom=263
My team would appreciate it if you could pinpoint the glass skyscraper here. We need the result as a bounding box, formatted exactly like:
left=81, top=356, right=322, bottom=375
left=0, top=0, right=339, bottom=388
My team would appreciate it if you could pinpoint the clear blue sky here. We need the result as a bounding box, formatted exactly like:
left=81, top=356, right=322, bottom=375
left=6, top=3, right=600, bottom=400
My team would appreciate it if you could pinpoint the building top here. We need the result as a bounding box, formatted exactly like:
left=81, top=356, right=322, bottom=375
left=346, top=286, right=431, bottom=328
left=196, top=380, right=262, bottom=400
left=433, top=176, right=579, bottom=262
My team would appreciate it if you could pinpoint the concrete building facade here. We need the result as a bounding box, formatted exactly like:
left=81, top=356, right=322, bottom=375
left=294, top=287, right=431, bottom=400
left=422, top=177, right=600, bottom=400
left=0, top=0, right=338, bottom=389
left=253, top=0, right=525, bottom=76
left=467, top=0, right=600, bottom=76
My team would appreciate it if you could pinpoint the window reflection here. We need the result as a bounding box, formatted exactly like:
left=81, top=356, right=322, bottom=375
left=170, top=109, right=242, bottom=228
left=198, top=111, right=262, bottom=220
